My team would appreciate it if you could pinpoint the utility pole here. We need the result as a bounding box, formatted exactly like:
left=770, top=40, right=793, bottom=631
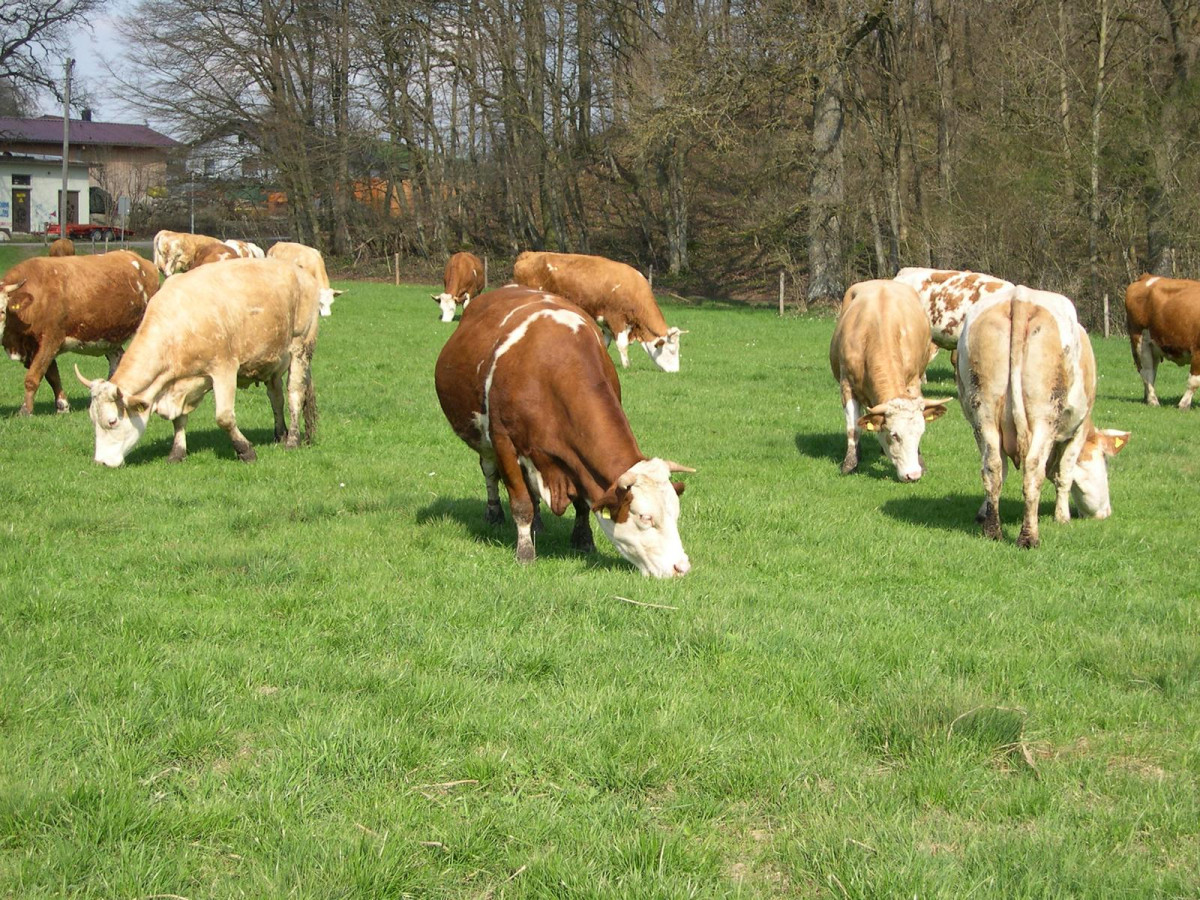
left=60, top=58, right=75, bottom=235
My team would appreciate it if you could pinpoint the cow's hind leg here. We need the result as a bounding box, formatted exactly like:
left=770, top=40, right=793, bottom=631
left=840, top=385, right=861, bottom=475
left=494, top=438, right=536, bottom=564
left=167, top=414, right=189, bottom=462
left=19, top=341, right=60, bottom=416
left=977, top=431, right=1006, bottom=541
left=1179, top=350, right=1200, bottom=410
left=615, top=329, right=632, bottom=368
left=211, top=371, right=256, bottom=462
left=1134, top=332, right=1161, bottom=406
left=570, top=497, right=596, bottom=552
left=1017, top=428, right=1054, bottom=549
left=285, top=347, right=315, bottom=447
left=44, top=360, right=70, bottom=413
left=266, top=374, right=288, bottom=443
left=480, top=455, right=504, bottom=525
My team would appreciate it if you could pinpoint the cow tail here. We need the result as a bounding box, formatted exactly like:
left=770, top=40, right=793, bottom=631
left=1008, top=296, right=1032, bottom=462
left=301, top=345, right=318, bottom=444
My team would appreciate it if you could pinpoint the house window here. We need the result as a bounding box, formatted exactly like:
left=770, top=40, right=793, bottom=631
left=12, top=174, right=31, bottom=186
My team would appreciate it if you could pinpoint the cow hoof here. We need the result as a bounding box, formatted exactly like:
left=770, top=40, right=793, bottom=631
left=571, top=534, right=596, bottom=553
left=516, top=544, right=536, bottom=565
left=1147, top=397, right=1160, bottom=407
left=17, top=406, right=32, bottom=418
left=1016, top=530, right=1039, bottom=550
left=284, top=436, right=300, bottom=450
left=484, top=504, right=504, bottom=526
left=55, top=401, right=70, bottom=414
left=1179, top=401, right=1192, bottom=411
left=235, top=444, right=258, bottom=463
left=983, top=523, right=1002, bottom=541
left=840, top=460, right=857, bottom=475
left=167, top=449, right=187, bottom=463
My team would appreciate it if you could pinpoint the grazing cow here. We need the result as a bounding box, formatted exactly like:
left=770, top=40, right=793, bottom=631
left=190, top=243, right=239, bottom=268
left=512, top=250, right=685, bottom=371
left=829, top=279, right=952, bottom=481
left=153, top=230, right=224, bottom=276
left=435, top=285, right=694, bottom=576
left=74, top=257, right=320, bottom=467
left=268, top=241, right=343, bottom=317
left=48, top=238, right=75, bottom=257
left=957, top=286, right=1130, bottom=548
left=894, top=267, right=1015, bottom=368
left=1124, top=274, right=1200, bottom=408
left=222, top=239, right=265, bottom=259
left=434, top=251, right=485, bottom=322
left=0, top=251, right=158, bottom=415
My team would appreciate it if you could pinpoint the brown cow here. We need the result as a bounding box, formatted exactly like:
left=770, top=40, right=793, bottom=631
left=434, top=251, right=485, bottom=322
left=512, top=251, right=684, bottom=371
left=268, top=242, right=343, bottom=317
left=74, top=257, right=320, bottom=466
left=48, top=239, right=76, bottom=257
left=0, top=250, right=158, bottom=415
left=1124, top=274, right=1200, bottom=409
left=830, top=280, right=951, bottom=481
left=435, top=285, right=693, bottom=576
left=958, top=286, right=1130, bottom=547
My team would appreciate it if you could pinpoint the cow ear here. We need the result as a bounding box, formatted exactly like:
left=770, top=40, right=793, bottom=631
left=594, top=485, right=634, bottom=523
left=923, top=404, right=948, bottom=422
left=857, top=413, right=886, bottom=432
left=1098, top=429, right=1131, bottom=455
left=672, top=481, right=685, bottom=496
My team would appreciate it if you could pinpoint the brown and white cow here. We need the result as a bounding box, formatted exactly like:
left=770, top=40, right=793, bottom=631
left=190, top=242, right=239, bottom=268
left=830, top=280, right=952, bottom=482
left=269, top=241, right=343, bottom=317
left=513, top=251, right=685, bottom=371
left=74, top=257, right=320, bottom=467
left=222, top=239, right=265, bottom=259
left=435, top=284, right=693, bottom=576
left=957, top=285, right=1130, bottom=548
left=0, top=250, right=158, bottom=415
left=1124, top=274, right=1200, bottom=409
left=893, top=267, right=1016, bottom=368
left=434, top=251, right=485, bottom=322
left=48, top=238, right=75, bottom=257
left=153, top=230, right=224, bottom=276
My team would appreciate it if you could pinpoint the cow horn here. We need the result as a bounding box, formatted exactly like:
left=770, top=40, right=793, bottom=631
left=617, top=470, right=639, bottom=490
left=74, top=364, right=98, bottom=389
left=1, top=279, right=26, bottom=296
left=865, top=402, right=889, bottom=416
left=923, top=397, right=954, bottom=407
left=664, top=460, right=696, bottom=473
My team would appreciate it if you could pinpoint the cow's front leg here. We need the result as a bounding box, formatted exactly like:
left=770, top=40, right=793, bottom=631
left=615, top=329, right=632, bottom=368
left=570, top=497, right=595, bottom=552
left=266, top=374, right=288, bottom=443
left=211, top=371, right=256, bottom=462
left=1135, top=333, right=1160, bottom=406
left=20, top=341, right=60, bottom=415
left=480, top=456, right=504, bottom=526
left=44, top=359, right=70, bottom=413
left=1179, top=351, right=1200, bottom=410
left=106, top=348, right=124, bottom=379
left=840, top=388, right=860, bottom=475
left=167, top=414, right=189, bottom=462
left=1051, top=430, right=1087, bottom=523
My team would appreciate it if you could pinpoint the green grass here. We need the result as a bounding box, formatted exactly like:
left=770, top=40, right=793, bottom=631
left=1, top=281, right=1197, bottom=898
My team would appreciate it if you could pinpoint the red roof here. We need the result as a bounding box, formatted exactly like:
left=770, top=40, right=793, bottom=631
left=0, top=116, right=180, bottom=149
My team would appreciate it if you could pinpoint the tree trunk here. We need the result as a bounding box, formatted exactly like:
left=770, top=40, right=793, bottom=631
left=808, top=66, right=845, bottom=306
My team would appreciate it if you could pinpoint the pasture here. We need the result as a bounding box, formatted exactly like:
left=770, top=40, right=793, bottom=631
left=1, top=277, right=1198, bottom=898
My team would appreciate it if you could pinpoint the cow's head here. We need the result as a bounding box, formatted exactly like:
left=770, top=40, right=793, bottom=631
left=1070, top=428, right=1131, bottom=519
left=319, top=288, right=344, bottom=317
left=433, top=291, right=457, bottom=323
left=593, top=458, right=693, bottom=578
left=643, top=327, right=686, bottom=373
left=0, top=280, right=22, bottom=340
left=858, top=397, right=951, bottom=482
left=75, top=366, right=147, bottom=467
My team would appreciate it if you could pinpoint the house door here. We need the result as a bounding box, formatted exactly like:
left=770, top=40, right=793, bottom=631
left=57, top=190, right=80, bottom=225
left=12, top=189, right=30, bottom=232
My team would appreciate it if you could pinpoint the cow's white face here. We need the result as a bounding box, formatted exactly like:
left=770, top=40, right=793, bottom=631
left=0, top=283, right=11, bottom=341
left=1070, top=428, right=1131, bottom=519
left=859, top=398, right=949, bottom=482
left=643, top=327, right=684, bottom=373
left=319, top=288, right=337, bottom=317
left=594, top=458, right=691, bottom=578
left=434, top=292, right=457, bottom=323
left=86, top=380, right=147, bottom=467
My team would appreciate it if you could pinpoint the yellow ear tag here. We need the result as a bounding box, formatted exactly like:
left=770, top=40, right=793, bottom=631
left=598, top=508, right=611, bottom=520
left=1114, top=438, right=1125, bottom=449
left=864, top=422, right=877, bottom=432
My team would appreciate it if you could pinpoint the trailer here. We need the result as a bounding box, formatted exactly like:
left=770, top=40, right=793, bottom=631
left=44, top=222, right=134, bottom=241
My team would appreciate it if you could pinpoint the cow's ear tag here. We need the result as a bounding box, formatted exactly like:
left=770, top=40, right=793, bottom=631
left=864, top=422, right=877, bottom=432
left=598, top=508, right=611, bottom=520
left=1114, top=437, right=1125, bottom=449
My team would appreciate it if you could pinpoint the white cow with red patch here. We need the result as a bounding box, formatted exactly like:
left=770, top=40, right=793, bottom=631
left=894, top=268, right=1015, bottom=368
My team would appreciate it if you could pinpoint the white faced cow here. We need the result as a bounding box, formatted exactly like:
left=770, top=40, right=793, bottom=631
left=434, top=251, right=485, bottom=323
left=957, top=285, right=1130, bottom=548
left=435, top=284, right=693, bottom=577
left=830, top=279, right=951, bottom=481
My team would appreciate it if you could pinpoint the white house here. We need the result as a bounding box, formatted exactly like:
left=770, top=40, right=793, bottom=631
left=0, top=155, right=91, bottom=237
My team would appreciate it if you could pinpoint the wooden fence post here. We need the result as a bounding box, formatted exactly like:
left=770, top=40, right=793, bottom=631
left=1103, top=293, right=1110, bottom=338
left=395, top=253, right=400, bottom=287
left=779, top=270, right=785, bottom=316
left=484, top=255, right=489, bottom=287
left=648, top=264, right=653, bottom=290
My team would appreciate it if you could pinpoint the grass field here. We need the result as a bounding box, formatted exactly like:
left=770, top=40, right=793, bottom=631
left=1, top=275, right=1198, bottom=898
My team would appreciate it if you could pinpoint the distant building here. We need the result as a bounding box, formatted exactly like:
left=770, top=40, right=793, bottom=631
left=0, top=112, right=181, bottom=226
left=0, top=155, right=90, bottom=236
